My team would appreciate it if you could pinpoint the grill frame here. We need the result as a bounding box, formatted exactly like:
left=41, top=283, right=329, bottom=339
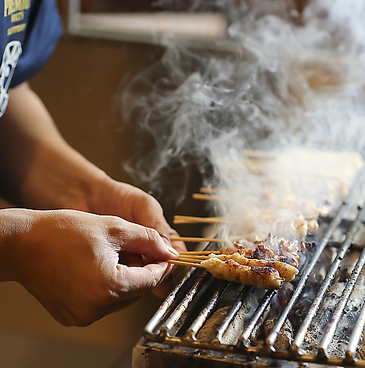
left=142, top=170, right=365, bottom=368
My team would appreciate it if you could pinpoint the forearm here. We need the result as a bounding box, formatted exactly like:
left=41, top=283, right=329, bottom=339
left=0, top=83, right=107, bottom=210
left=0, top=83, right=183, bottom=240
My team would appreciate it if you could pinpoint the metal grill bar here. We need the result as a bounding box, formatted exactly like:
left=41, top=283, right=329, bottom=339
left=186, top=280, right=229, bottom=340
left=162, top=271, right=212, bottom=336
left=144, top=267, right=197, bottom=341
left=239, top=289, right=278, bottom=348
left=292, top=205, right=365, bottom=354
left=142, top=169, right=365, bottom=367
left=266, top=201, right=351, bottom=350
left=346, top=299, right=365, bottom=362
left=318, top=234, right=365, bottom=359
left=212, top=286, right=253, bottom=344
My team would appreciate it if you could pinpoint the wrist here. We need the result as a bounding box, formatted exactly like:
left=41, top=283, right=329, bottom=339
left=20, top=139, right=109, bottom=211
left=0, top=208, right=35, bottom=282
left=53, top=165, right=109, bottom=212
left=84, top=173, right=121, bottom=215
left=64, top=167, right=111, bottom=213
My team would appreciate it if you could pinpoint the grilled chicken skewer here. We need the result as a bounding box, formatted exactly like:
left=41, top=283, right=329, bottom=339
left=169, top=233, right=312, bottom=289
left=201, top=257, right=283, bottom=289
left=204, top=253, right=298, bottom=282
left=170, top=255, right=284, bottom=289
left=177, top=253, right=298, bottom=282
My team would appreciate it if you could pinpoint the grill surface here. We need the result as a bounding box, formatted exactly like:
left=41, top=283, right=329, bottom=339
left=140, top=170, right=365, bottom=368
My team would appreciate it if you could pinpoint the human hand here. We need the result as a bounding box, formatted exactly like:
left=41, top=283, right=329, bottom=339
left=6, top=208, right=179, bottom=326
left=84, top=178, right=187, bottom=298
left=81, top=177, right=186, bottom=254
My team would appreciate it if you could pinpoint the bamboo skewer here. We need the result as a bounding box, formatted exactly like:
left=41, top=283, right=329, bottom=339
left=173, top=215, right=234, bottom=224
left=192, top=193, right=229, bottom=201
left=170, top=249, right=300, bottom=288
left=177, top=257, right=208, bottom=263
left=167, top=259, right=205, bottom=268
left=167, top=252, right=215, bottom=268
left=170, top=236, right=230, bottom=243
left=199, top=187, right=226, bottom=194
left=178, top=254, right=209, bottom=260
left=178, top=251, right=220, bottom=255
left=174, top=213, right=318, bottom=224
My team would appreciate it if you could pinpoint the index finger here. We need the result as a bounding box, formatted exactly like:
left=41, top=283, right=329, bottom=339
left=120, top=221, right=179, bottom=260
left=129, top=190, right=172, bottom=238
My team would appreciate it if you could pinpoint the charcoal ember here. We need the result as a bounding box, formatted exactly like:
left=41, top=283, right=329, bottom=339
left=197, top=304, right=253, bottom=345
left=197, top=306, right=231, bottom=343
left=249, top=318, right=293, bottom=350
left=301, top=283, right=346, bottom=356
left=357, top=331, right=365, bottom=360
left=265, top=319, right=293, bottom=351
left=301, top=282, right=365, bottom=358
left=328, top=284, right=364, bottom=358
left=221, top=304, right=252, bottom=345
left=357, top=345, right=365, bottom=360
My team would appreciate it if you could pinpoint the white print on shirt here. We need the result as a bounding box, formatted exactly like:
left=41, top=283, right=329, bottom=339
left=0, top=40, right=22, bottom=118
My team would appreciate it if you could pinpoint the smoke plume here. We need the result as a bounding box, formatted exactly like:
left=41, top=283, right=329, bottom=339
left=120, top=0, right=365, bottom=236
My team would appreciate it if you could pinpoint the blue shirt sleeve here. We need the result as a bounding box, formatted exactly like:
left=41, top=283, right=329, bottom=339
left=9, top=0, right=63, bottom=88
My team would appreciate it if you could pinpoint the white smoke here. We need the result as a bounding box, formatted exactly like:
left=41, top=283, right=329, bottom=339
left=120, top=0, right=365, bottom=234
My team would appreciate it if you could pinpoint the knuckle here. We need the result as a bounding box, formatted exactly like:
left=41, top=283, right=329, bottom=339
left=146, top=269, right=159, bottom=288
left=139, top=193, right=162, bottom=214
left=105, top=215, right=123, bottom=230
left=144, top=227, right=160, bottom=245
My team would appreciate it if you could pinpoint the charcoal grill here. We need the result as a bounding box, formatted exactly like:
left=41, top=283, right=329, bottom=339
left=133, top=170, right=365, bottom=368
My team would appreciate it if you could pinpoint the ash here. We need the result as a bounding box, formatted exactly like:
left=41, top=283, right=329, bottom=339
left=197, top=287, right=262, bottom=344
left=300, top=250, right=365, bottom=358
left=196, top=292, right=294, bottom=351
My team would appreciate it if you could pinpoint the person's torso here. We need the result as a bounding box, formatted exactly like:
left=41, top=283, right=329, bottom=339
left=0, top=0, right=62, bottom=118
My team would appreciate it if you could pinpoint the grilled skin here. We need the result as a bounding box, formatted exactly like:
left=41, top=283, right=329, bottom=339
left=201, top=257, right=283, bottom=289
left=209, top=253, right=298, bottom=282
